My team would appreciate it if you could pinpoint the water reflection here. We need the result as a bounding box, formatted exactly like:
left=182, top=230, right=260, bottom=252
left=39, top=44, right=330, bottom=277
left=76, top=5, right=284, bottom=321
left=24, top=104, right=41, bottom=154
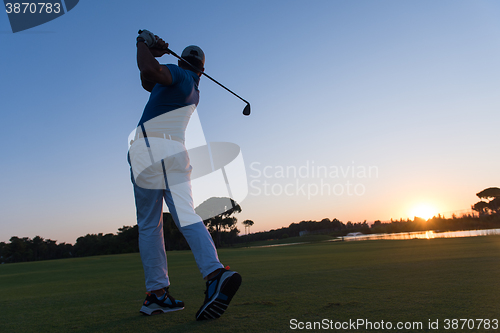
left=341, top=228, right=500, bottom=241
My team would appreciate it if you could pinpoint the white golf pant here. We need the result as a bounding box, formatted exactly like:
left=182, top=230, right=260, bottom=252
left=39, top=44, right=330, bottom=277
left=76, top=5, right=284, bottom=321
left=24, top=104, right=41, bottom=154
left=129, top=139, right=223, bottom=291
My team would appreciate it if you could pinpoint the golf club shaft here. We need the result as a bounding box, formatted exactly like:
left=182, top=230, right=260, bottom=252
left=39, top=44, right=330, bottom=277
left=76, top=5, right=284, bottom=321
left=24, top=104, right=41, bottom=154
left=167, top=48, right=250, bottom=105
left=138, top=30, right=250, bottom=114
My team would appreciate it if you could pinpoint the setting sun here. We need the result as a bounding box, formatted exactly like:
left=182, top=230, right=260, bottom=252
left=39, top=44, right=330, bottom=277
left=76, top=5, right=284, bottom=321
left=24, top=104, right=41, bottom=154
left=410, top=204, right=438, bottom=220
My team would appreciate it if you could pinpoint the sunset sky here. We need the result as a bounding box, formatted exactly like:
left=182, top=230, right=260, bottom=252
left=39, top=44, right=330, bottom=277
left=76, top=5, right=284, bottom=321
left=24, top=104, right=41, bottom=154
left=1, top=0, right=499, bottom=244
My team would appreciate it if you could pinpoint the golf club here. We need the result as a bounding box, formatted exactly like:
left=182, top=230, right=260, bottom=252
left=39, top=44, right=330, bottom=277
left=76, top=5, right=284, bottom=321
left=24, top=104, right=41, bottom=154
left=138, top=30, right=251, bottom=116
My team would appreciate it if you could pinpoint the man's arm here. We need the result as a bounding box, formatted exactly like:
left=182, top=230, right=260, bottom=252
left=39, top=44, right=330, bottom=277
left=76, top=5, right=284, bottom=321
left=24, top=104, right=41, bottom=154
left=137, top=37, right=173, bottom=86
left=140, top=73, right=156, bottom=92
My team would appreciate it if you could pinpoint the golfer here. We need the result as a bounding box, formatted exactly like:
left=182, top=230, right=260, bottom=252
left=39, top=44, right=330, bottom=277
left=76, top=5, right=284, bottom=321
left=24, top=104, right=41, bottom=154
left=128, top=30, right=241, bottom=320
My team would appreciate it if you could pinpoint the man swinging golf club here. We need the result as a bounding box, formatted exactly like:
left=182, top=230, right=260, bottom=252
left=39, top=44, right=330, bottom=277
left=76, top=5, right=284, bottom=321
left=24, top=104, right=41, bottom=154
left=129, top=29, right=241, bottom=320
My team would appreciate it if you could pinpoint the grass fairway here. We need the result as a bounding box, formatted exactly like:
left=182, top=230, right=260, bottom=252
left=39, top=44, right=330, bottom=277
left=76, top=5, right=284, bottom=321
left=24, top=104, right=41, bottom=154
left=1, top=236, right=499, bottom=332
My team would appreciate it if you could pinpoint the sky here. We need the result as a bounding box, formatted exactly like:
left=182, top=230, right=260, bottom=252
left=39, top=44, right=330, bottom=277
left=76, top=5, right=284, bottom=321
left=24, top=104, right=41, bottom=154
left=1, top=0, right=499, bottom=244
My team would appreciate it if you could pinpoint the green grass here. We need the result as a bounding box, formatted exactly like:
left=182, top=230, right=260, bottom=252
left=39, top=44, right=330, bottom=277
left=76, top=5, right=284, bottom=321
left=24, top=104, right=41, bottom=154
left=1, top=237, right=500, bottom=332
left=233, top=234, right=335, bottom=248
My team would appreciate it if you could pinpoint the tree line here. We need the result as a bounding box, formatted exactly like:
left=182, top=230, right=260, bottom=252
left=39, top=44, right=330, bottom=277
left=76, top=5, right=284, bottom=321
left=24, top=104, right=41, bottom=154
left=0, top=209, right=247, bottom=264
left=236, top=212, right=500, bottom=244
left=3, top=210, right=499, bottom=264
left=238, top=187, right=500, bottom=243
left=2, top=188, right=499, bottom=264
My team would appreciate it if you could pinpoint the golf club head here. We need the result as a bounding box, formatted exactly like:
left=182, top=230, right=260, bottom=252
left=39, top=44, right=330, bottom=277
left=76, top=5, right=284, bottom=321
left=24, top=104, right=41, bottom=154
left=243, top=104, right=251, bottom=116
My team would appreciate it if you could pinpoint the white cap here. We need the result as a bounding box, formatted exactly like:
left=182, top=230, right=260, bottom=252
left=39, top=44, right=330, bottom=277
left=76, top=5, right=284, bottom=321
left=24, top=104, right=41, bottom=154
left=181, top=45, right=205, bottom=66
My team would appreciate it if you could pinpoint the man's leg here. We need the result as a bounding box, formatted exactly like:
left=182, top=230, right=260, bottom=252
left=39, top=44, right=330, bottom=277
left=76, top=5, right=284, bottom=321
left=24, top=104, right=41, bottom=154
left=132, top=178, right=170, bottom=291
left=162, top=170, right=224, bottom=278
left=163, top=173, right=243, bottom=320
left=161, top=151, right=241, bottom=320
left=133, top=176, right=185, bottom=315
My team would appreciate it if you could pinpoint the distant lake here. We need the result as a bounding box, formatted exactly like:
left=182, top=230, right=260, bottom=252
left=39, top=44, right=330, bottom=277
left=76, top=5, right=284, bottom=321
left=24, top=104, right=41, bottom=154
left=342, top=228, right=500, bottom=241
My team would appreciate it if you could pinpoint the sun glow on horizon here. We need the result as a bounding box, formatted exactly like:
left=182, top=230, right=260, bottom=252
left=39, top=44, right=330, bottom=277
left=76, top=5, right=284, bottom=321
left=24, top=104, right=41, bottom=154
left=409, top=204, right=438, bottom=220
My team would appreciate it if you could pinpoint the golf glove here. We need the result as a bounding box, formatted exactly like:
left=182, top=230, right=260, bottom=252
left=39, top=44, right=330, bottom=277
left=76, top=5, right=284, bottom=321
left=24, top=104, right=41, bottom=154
left=138, top=29, right=157, bottom=48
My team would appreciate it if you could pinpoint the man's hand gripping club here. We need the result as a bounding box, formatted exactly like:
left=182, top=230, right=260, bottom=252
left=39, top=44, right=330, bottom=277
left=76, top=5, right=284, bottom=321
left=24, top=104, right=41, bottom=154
left=137, top=29, right=170, bottom=58
left=137, top=29, right=173, bottom=88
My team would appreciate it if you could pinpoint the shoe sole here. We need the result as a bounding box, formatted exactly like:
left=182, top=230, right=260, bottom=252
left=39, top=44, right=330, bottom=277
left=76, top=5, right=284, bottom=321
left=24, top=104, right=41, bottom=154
left=140, top=304, right=184, bottom=316
left=196, top=272, right=242, bottom=320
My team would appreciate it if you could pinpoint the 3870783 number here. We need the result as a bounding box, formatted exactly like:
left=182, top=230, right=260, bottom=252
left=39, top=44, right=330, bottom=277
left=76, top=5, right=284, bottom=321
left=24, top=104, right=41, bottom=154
left=444, top=319, right=499, bottom=330
left=5, top=3, right=61, bottom=14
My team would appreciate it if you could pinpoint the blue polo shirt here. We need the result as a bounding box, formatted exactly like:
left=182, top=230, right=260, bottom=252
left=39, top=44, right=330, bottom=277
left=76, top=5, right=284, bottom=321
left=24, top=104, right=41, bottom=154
left=138, top=64, right=200, bottom=127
